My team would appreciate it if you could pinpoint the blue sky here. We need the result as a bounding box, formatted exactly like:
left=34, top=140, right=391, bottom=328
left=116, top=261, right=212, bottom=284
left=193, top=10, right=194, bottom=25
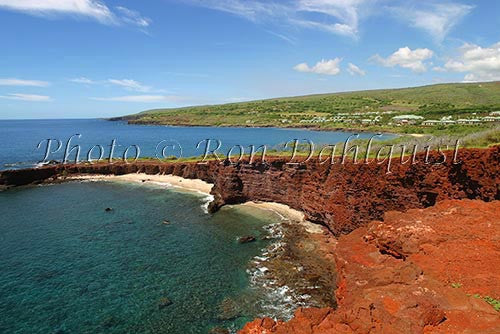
left=0, top=0, right=499, bottom=119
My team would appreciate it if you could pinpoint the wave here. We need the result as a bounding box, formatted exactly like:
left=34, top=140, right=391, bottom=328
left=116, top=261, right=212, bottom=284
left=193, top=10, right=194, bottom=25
left=3, top=161, right=37, bottom=169
left=134, top=179, right=214, bottom=214
left=200, top=194, right=214, bottom=214
left=245, top=220, right=329, bottom=322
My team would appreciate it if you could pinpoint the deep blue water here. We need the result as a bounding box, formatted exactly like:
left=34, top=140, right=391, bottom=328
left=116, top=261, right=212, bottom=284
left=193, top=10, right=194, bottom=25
left=0, top=181, right=280, bottom=333
left=0, top=119, right=393, bottom=169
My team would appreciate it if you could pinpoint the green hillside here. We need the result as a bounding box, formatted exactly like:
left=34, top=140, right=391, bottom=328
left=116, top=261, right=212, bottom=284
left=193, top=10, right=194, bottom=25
left=112, top=81, right=500, bottom=135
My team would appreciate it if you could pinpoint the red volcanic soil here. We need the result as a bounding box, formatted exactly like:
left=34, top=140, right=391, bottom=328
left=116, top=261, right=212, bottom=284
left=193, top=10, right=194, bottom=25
left=1, top=146, right=499, bottom=236
left=240, top=199, right=500, bottom=334
left=1, top=146, right=499, bottom=332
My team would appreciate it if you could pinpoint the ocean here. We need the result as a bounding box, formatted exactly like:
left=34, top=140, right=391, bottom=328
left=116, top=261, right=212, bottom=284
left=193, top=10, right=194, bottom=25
left=0, top=181, right=285, bottom=333
left=0, top=119, right=393, bottom=170
left=0, top=119, right=390, bottom=333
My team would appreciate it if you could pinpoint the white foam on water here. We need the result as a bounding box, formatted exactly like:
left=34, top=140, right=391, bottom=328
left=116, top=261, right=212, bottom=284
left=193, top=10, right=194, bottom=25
left=200, top=194, right=214, bottom=214
left=246, top=221, right=317, bottom=321
left=147, top=181, right=174, bottom=188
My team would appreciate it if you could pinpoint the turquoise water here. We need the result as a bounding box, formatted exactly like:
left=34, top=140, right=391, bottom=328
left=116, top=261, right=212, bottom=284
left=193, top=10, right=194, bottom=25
left=0, top=181, right=279, bottom=333
left=0, top=120, right=385, bottom=332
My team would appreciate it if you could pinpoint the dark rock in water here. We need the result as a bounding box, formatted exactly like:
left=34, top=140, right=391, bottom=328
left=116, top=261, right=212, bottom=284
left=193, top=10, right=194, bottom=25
left=209, top=327, right=230, bottom=334
left=217, top=297, right=242, bottom=320
left=0, top=147, right=498, bottom=236
left=238, top=236, right=256, bottom=244
left=105, top=207, right=113, bottom=212
left=158, top=297, right=172, bottom=309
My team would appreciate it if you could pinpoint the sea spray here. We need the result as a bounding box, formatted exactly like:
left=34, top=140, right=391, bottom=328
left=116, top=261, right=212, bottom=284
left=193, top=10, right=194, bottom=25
left=201, top=194, right=215, bottom=214
left=246, top=222, right=306, bottom=320
left=246, top=219, right=337, bottom=321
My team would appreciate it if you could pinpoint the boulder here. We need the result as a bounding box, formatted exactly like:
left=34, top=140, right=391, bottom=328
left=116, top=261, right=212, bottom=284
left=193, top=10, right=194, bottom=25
left=158, top=297, right=172, bottom=309
left=238, top=236, right=256, bottom=244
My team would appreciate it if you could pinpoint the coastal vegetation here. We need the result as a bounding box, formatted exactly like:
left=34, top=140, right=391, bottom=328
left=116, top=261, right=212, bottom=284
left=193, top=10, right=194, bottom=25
left=111, top=125, right=499, bottom=165
left=484, top=296, right=500, bottom=312
left=113, top=82, right=500, bottom=141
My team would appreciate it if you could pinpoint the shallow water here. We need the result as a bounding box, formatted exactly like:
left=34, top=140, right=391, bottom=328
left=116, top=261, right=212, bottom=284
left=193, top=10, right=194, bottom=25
left=0, top=181, right=282, bottom=333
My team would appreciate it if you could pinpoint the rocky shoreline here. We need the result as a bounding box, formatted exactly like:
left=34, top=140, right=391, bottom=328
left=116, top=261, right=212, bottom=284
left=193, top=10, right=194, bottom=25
left=244, top=211, right=338, bottom=320
left=240, top=199, right=500, bottom=333
left=210, top=213, right=338, bottom=334
left=1, top=146, right=498, bottom=235
left=0, top=146, right=499, bottom=333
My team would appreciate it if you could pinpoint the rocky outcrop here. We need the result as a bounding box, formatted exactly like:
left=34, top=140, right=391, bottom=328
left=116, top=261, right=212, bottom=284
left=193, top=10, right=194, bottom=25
left=240, top=199, right=500, bottom=333
left=1, top=147, right=498, bottom=332
left=1, top=146, right=499, bottom=236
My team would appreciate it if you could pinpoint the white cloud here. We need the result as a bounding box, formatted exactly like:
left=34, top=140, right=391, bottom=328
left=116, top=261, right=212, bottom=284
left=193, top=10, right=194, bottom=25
left=115, top=6, right=151, bottom=27
left=186, top=1, right=473, bottom=41
left=392, top=2, right=474, bottom=42
left=91, top=95, right=183, bottom=103
left=185, top=0, right=284, bottom=21
left=265, top=30, right=296, bottom=45
left=432, top=66, right=447, bottom=72
left=295, top=0, right=374, bottom=38
left=294, top=58, right=342, bottom=75
left=70, top=77, right=98, bottom=84
left=71, top=77, right=160, bottom=92
left=441, top=42, right=500, bottom=82
left=107, top=79, right=152, bottom=92
left=185, top=0, right=380, bottom=38
left=347, top=63, right=366, bottom=76
left=0, top=0, right=115, bottom=23
left=0, top=93, right=52, bottom=101
left=372, top=47, right=434, bottom=73
left=292, top=19, right=357, bottom=38
left=0, top=78, right=49, bottom=87
left=0, top=1, right=151, bottom=29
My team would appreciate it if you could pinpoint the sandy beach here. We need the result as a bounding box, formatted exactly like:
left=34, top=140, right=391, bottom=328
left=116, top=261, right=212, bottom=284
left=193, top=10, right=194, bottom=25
left=68, top=173, right=325, bottom=235
left=241, top=201, right=324, bottom=234
left=68, top=173, right=214, bottom=195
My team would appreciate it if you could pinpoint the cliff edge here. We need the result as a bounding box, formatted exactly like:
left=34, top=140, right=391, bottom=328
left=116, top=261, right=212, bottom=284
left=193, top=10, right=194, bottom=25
left=240, top=199, right=500, bottom=333
left=1, top=146, right=498, bottom=236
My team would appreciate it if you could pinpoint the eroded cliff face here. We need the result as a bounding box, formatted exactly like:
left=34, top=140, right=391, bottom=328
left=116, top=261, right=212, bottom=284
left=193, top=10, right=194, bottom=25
left=1, top=147, right=499, bottom=333
left=240, top=199, right=500, bottom=334
left=1, top=146, right=498, bottom=236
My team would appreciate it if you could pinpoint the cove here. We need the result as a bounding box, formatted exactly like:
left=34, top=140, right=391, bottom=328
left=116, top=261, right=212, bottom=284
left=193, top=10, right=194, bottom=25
left=0, top=181, right=283, bottom=333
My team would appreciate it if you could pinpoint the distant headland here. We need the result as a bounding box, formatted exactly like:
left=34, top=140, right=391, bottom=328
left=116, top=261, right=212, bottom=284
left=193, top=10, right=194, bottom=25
left=111, top=82, right=500, bottom=143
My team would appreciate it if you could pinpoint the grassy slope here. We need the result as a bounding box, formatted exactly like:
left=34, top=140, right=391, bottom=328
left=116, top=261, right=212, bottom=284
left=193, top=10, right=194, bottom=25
left=113, top=81, right=500, bottom=137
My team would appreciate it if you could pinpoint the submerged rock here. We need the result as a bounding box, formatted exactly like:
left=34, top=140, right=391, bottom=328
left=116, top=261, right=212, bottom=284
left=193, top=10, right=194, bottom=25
left=104, top=207, right=113, bottom=212
left=217, top=297, right=242, bottom=320
left=209, top=327, right=230, bottom=334
left=238, top=236, right=256, bottom=244
left=158, top=297, right=172, bottom=309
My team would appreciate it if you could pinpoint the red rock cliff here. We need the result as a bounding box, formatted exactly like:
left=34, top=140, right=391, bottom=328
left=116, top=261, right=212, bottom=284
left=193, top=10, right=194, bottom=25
left=1, top=147, right=499, bottom=333
left=1, top=146, right=498, bottom=235
left=240, top=199, right=500, bottom=333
